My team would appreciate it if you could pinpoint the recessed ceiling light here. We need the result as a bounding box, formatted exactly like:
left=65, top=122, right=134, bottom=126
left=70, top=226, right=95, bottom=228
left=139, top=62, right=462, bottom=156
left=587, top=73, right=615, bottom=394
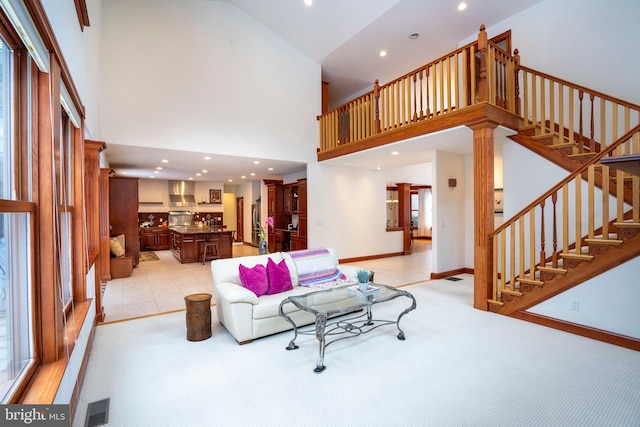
left=156, top=167, right=163, bottom=170
left=304, top=0, right=312, bottom=6
left=203, top=156, right=211, bottom=160
left=196, top=173, right=201, bottom=176
left=202, top=169, right=208, bottom=173
left=253, top=160, right=260, bottom=164
left=409, top=32, right=419, bottom=40
left=457, top=2, right=467, bottom=11
left=188, top=177, right=193, bottom=180
left=241, top=175, right=246, bottom=179
left=268, top=167, right=274, bottom=171
left=379, top=50, right=387, bottom=57
left=391, top=151, right=399, bottom=156
left=250, top=173, right=256, bottom=176
left=153, top=170, right=160, bottom=174
left=161, top=159, right=169, bottom=163
left=228, top=179, right=233, bottom=182
left=149, top=176, right=155, bottom=178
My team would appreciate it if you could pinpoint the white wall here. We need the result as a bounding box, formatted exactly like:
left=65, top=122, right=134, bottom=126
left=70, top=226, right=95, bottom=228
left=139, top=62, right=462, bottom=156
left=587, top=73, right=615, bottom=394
left=99, top=0, right=320, bottom=164
left=385, top=162, right=432, bottom=186
left=528, top=258, right=640, bottom=339
left=307, top=162, right=402, bottom=259
left=41, top=0, right=103, bottom=138
left=137, top=178, right=226, bottom=217
left=432, top=150, right=466, bottom=274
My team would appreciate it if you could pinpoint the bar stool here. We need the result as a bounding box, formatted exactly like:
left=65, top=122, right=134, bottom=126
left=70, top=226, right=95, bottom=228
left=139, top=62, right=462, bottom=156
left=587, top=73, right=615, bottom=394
left=202, top=242, right=219, bottom=264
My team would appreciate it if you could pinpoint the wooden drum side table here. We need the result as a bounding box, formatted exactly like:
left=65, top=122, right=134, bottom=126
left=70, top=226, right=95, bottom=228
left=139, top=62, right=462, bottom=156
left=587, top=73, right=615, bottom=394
left=185, top=293, right=212, bottom=341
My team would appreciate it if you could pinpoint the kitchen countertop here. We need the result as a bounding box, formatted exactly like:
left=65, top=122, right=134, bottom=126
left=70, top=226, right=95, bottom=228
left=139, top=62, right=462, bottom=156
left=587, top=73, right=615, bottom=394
left=169, top=226, right=234, bottom=234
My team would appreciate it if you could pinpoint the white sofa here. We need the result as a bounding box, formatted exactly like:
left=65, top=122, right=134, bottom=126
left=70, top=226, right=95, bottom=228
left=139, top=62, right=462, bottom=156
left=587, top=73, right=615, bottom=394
left=210, top=248, right=368, bottom=344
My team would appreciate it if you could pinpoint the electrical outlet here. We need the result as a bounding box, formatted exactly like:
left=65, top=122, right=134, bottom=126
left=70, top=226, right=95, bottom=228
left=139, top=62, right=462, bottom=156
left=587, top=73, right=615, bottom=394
left=570, top=300, right=579, bottom=311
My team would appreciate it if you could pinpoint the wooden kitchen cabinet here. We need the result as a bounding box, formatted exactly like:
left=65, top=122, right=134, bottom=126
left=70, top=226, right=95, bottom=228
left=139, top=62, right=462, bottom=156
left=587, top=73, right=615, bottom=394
left=266, top=178, right=307, bottom=251
left=139, top=227, right=170, bottom=251
left=169, top=229, right=233, bottom=263
left=109, top=176, right=140, bottom=275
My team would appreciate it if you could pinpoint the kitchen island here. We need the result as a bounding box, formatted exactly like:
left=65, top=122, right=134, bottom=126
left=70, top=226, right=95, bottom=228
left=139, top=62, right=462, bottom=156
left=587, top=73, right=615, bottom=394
left=169, top=227, right=234, bottom=263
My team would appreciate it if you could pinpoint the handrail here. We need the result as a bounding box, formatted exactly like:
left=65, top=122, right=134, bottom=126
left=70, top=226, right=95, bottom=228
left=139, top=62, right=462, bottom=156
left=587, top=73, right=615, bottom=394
left=489, top=124, right=640, bottom=299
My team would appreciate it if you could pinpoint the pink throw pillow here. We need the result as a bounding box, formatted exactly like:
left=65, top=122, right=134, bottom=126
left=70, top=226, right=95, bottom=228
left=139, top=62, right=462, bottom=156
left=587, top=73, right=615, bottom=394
left=266, top=258, right=293, bottom=295
left=239, top=263, right=268, bottom=296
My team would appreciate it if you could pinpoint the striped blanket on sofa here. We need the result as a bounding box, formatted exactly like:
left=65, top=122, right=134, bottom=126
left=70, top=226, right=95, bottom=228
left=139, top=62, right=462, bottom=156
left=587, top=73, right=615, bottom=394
left=289, top=248, right=346, bottom=286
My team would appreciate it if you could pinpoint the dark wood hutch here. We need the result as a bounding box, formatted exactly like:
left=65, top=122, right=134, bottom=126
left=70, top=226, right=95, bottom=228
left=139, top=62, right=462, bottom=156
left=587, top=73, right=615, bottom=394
left=265, top=178, right=307, bottom=252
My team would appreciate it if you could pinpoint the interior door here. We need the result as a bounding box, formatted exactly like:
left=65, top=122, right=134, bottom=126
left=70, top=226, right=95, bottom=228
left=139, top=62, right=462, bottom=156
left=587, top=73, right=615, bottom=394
left=236, top=197, right=244, bottom=242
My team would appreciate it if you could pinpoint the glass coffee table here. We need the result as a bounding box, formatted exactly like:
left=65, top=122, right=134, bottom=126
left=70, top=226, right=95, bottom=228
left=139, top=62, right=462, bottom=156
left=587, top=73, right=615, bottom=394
left=278, top=283, right=416, bottom=373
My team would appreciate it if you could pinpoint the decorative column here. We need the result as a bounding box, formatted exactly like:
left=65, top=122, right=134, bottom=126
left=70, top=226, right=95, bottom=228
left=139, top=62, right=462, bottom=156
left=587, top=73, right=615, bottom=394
left=86, top=140, right=106, bottom=321
left=396, top=182, right=412, bottom=255
left=469, top=121, right=497, bottom=310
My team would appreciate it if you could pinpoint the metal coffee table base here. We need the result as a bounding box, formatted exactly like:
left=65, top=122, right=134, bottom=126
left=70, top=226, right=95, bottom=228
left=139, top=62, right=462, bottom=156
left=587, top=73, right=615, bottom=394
left=281, top=292, right=416, bottom=373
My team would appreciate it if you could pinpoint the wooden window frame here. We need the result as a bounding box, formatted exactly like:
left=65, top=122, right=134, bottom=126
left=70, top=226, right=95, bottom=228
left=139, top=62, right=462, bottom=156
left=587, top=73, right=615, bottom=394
left=0, top=12, right=39, bottom=403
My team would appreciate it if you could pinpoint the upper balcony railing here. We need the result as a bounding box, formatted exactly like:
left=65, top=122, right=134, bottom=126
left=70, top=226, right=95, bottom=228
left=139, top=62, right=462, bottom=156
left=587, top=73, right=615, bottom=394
left=317, top=25, right=518, bottom=154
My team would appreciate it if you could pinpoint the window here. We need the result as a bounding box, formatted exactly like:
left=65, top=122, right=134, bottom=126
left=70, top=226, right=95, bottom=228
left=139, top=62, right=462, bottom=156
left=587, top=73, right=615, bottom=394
left=56, top=112, right=74, bottom=310
left=411, top=192, right=419, bottom=227
left=0, top=35, right=35, bottom=401
left=0, top=212, right=33, bottom=400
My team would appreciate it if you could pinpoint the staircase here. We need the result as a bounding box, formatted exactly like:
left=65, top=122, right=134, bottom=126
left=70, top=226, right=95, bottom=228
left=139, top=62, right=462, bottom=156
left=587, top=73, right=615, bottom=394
left=489, top=216, right=640, bottom=315
left=488, top=116, right=640, bottom=348
left=316, top=26, right=640, bottom=347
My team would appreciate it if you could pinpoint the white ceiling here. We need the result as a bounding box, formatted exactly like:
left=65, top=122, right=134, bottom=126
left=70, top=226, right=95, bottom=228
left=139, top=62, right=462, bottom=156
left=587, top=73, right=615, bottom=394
left=105, top=0, right=541, bottom=182
left=104, top=143, right=308, bottom=182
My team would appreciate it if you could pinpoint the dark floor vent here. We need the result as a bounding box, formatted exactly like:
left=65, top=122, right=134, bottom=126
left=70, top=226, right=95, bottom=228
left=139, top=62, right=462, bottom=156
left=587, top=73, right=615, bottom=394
left=85, top=398, right=110, bottom=427
left=445, top=277, right=462, bottom=282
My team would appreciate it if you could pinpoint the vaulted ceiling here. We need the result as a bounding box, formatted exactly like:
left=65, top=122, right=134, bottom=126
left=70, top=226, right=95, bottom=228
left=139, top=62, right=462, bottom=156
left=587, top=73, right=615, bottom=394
left=106, top=0, right=542, bottom=182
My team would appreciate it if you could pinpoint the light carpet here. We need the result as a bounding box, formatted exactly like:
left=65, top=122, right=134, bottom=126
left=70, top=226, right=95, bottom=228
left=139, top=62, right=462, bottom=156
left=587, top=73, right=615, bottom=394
left=73, top=275, right=640, bottom=427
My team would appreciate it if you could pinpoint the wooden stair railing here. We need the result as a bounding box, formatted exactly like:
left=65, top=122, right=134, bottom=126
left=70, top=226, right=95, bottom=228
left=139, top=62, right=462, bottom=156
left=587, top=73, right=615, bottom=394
left=488, top=125, right=640, bottom=314
left=518, top=66, right=640, bottom=160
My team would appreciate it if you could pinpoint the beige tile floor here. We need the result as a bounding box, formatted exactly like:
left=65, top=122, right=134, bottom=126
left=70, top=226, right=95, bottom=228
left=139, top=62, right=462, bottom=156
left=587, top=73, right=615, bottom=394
left=101, top=240, right=432, bottom=323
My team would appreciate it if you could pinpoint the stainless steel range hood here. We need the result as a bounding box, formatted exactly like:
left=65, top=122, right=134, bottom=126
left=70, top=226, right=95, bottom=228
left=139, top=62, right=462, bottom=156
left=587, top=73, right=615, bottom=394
left=169, top=180, right=196, bottom=207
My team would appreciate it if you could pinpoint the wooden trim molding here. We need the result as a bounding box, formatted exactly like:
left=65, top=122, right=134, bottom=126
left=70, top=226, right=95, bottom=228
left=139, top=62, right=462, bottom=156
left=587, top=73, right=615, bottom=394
left=339, top=252, right=404, bottom=264
left=73, top=0, right=90, bottom=31
left=512, top=311, right=640, bottom=352
left=37, top=53, right=64, bottom=364
left=430, top=268, right=474, bottom=280
left=317, top=103, right=520, bottom=162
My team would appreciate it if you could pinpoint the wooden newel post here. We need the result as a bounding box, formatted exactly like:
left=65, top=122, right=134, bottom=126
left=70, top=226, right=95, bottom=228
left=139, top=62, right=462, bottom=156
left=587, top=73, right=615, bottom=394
left=373, top=79, right=381, bottom=134
left=477, top=24, right=488, bottom=103
left=513, top=48, right=521, bottom=115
